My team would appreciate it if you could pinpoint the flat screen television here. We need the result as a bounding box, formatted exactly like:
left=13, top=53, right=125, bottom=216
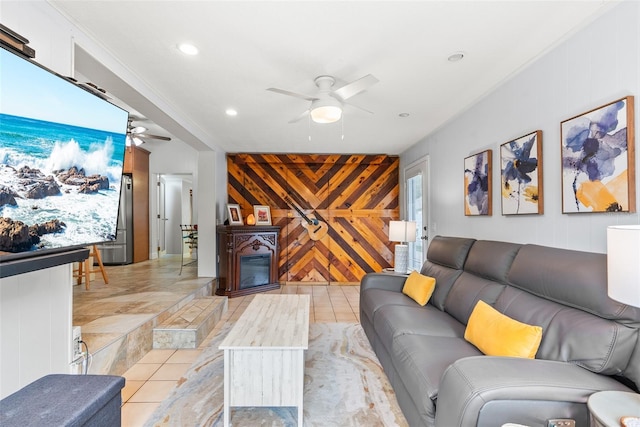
left=0, top=45, right=129, bottom=266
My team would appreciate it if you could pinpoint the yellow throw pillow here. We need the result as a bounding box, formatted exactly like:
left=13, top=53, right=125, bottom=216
left=402, top=271, right=436, bottom=306
left=464, top=300, right=543, bottom=359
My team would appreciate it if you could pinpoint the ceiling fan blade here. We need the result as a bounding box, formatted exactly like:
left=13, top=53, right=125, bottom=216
left=267, top=87, right=318, bottom=102
left=333, top=74, right=379, bottom=101
left=343, top=101, right=374, bottom=115
left=288, top=109, right=310, bottom=124
left=138, top=133, right=171, bottom=141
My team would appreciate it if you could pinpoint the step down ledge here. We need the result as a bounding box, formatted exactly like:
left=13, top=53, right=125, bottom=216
left=153, top=296, right=227, bottom=349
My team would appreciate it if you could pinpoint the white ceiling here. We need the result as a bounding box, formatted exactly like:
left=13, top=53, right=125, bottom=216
left=49, top=1, right=617, bottom=154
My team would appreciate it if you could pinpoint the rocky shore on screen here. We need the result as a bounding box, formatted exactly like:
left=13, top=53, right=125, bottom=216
left=0, top=165, right=109, bottom=252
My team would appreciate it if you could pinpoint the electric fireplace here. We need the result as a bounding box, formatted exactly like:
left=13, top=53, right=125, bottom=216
left=216, top=225, right=280, bottom=297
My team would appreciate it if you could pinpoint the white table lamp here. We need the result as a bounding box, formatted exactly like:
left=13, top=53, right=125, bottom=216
left=607, top=225, right=640, bottom=307
left=389, top=220, right=417, bottom=274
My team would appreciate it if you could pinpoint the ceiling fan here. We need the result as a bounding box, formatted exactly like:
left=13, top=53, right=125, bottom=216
left=126, top=116, right=171, bottom=146
left=267, top=74, right=379, bottom=124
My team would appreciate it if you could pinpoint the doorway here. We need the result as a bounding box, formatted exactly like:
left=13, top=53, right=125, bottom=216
left=404, top=156, right=430, bottom=272
left=156, top=173, right=193, bottom=257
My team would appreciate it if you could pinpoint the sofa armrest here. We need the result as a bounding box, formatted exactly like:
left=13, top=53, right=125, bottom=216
left=360, top=272, right=407, bottom=293
left=435, top=356, right=632, bottom=427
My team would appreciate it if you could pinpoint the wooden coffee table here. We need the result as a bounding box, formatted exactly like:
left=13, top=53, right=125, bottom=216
left=219, top=294, right=310, bottom=427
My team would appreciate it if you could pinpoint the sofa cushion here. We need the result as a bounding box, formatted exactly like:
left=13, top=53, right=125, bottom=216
left=402, top=271, right=436, bottom=306
left=373, top=304, right=466, bottom=351
left=463, top=240, right=522, bottom=284
left=424, top=236, right=476, bottom=310
left=426, top=236, right=475, bottom=269
left=444, top=272, right=505, bottom=325
left=465, top=300, right=542, bottom=359
left=391, top=334, right=482, bottom=421
left=360, top=288, right=417, bottom=325
left=421, top=261, right=464, bottom=311
left=442, top=239, right=521, bottom=325
left=508, top=244, right=640, bottom=323
left=624, top=345, right=640, bottom=391
left=495, top=286, right=639, bottom=375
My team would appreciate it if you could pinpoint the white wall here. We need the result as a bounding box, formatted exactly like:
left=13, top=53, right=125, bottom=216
left=0, top=265, right=74, bottom=398
left=197, top=151, right=219, bottom=277
left=401, top=1, right=640, bottom=253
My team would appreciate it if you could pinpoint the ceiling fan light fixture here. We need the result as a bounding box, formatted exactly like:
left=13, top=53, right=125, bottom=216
left=130, top=126, right=147, bottom=134
left=132, top=136, right=144, bottom=146
left=310, top=98, right=343, bottom=124
left=310, top=105, right=342, bottom=123
left=177, top=43, right=199, bottom=56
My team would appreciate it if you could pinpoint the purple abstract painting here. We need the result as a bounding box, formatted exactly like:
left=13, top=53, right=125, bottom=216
left=464, top=150, right=492, bottom=216
left=501, top=131, right=543, bottom=215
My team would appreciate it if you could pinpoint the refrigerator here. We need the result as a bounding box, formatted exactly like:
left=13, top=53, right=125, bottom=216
left=100, top=174, right=133, bottom=264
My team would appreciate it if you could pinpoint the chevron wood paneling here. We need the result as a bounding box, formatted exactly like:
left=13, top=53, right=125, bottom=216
left=227, top=154, right=399, bottom=283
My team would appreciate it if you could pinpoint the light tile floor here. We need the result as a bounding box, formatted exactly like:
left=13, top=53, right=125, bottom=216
left=120, top=286, right=360, bottom=426
left=86, top=265, right=361, bottom=426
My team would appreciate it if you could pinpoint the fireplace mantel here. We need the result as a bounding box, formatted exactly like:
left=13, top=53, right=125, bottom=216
left=215, top=225, right=281, bottom=298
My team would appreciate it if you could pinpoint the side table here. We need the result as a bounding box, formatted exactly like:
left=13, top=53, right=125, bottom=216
left=588, top=391, right=640, bottom=427
left=381, top=267, right=410, bottom=277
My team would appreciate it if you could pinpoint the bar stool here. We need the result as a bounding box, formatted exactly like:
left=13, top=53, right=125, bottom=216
left=73, top=245, right=109, bottom=290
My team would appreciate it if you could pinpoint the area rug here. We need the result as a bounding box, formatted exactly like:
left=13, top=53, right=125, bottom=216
left=144, top=322, right=408, bottom=426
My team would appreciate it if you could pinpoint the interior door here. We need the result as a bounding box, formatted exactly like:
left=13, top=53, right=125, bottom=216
left=157, top=175, right=167, bottom=255
left=405, top=156, right=429, bottom=272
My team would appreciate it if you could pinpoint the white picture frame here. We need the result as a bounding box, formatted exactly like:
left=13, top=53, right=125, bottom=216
left=253, top=205, right=272, bottom=225
left=227, top=204, right=243, bottom=225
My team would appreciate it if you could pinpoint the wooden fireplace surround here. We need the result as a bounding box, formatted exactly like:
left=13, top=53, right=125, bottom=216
left=215, top=225, right=281, bottom=297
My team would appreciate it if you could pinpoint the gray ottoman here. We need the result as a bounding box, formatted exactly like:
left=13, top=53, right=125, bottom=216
left=0, top=374, right=125, bottom=426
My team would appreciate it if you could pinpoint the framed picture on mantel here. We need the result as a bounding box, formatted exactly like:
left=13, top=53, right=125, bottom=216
left=254, top=205, right=272, bottom=225
left=227, top=204, right=243, bottom=225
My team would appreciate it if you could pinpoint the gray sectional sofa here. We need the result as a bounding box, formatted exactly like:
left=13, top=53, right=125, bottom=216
left=360, top=235, right=640, bottom=427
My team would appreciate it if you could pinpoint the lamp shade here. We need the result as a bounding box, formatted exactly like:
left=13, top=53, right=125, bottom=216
left=388, top=220, right=417, bottom=243
left=607, top=225, right=640, bottom=307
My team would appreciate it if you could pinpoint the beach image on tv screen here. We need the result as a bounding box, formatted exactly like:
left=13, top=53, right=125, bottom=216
left=0, top=48, right=129, bottom=254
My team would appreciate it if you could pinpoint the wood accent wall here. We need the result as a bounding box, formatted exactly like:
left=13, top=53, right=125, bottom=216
left=227, top=154, right=399, bottom=283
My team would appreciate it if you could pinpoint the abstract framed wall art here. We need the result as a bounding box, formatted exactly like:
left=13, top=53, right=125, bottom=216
left=464, top=149, right=492, bottom=216
left=500, top=130, right=543, bottom=215
left=561, top=96, right=635, bottom=213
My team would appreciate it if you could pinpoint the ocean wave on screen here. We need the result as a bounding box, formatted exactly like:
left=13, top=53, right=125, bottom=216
left=0, top=147, right=40, bottom=169
left=45, top=137, right=116, bottom=177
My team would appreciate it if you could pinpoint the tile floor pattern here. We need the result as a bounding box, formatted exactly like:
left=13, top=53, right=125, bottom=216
left=73, top=256, right=361, bottom=427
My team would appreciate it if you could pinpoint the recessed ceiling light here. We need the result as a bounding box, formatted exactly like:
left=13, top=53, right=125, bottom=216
left=177, top=43, right=199, bottom=55
left=225, top=108, right=238, bottom=117
left=448, top=52, right=465, bottom=62
left=399, top=113, right=410, bottom=118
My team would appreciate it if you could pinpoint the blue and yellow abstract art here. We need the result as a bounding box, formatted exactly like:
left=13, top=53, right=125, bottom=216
left=561, top=96, right=635, bottom=213
left=464, top=149, right=492, bottom=216
left=500, top=131, right=543, bottom=215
